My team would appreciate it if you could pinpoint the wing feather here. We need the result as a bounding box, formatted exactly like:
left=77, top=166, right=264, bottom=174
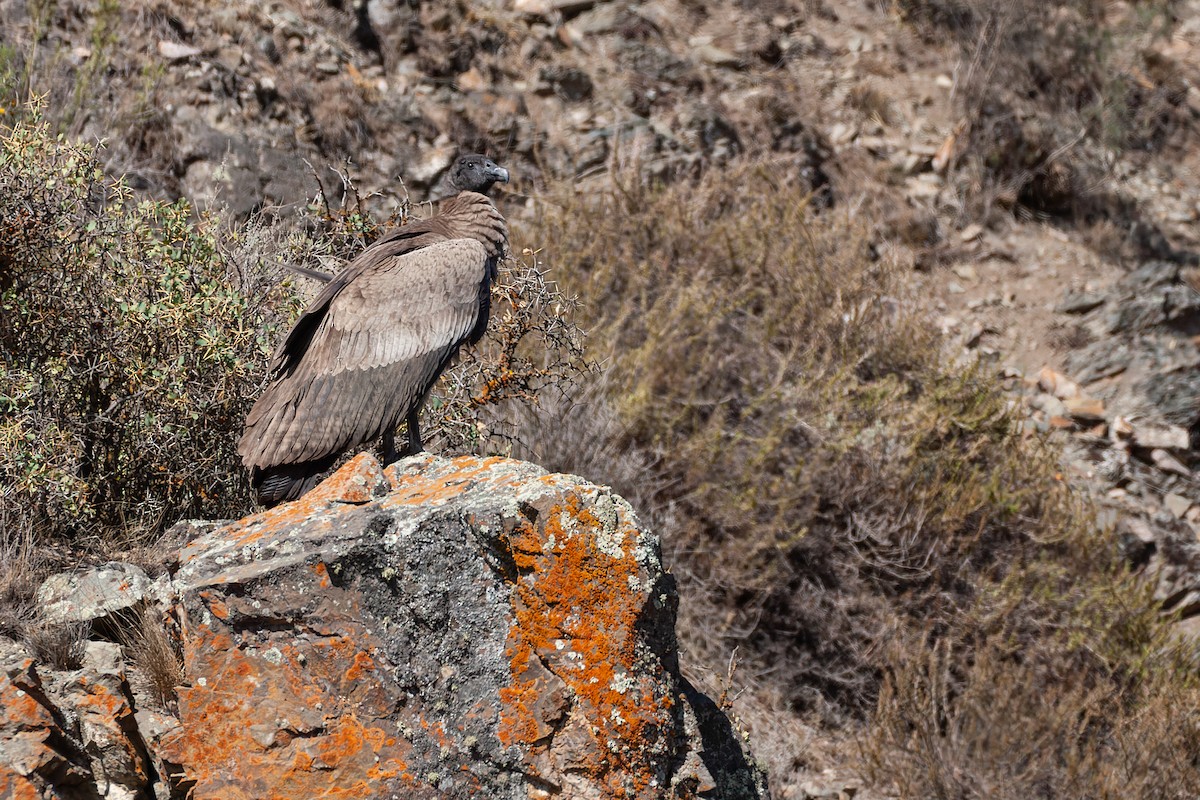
left=239, top=238, right=491, bottom=469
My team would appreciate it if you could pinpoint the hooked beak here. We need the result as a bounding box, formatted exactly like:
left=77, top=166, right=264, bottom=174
left=486, top=161, right=510, bottom=184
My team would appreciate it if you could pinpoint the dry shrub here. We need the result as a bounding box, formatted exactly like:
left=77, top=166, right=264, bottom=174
left=866, top=574, right=1200, bottom=799
left=524, top=157, right=1198, bottom=749
left=433, top=245, right=595, bottom=455
left=517, top=156, right=1200, bottom=790
left=526, top=159, right=1027, bottom=713
left=897, top=0, right=1184, bottom=221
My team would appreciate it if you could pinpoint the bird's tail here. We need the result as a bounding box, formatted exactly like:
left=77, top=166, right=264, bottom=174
left=251, top=458, right=338, bottom=507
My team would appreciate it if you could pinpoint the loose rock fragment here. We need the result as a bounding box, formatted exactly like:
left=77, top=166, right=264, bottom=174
left=1163, top=493, right=1192, bottom=519
left=1150, top=448, right=1191, bottom=477
left=37, top=564, right=153, bottom=628
left=1037, top=366, right=1081, bottom=400
left=1063, top=396, right=1105, bottom=422
left=1055, top=290, right=1105, bottom=314
left=157, top=41, right=202, bottom=60
left=1132, top=423, right=1191, bottom=452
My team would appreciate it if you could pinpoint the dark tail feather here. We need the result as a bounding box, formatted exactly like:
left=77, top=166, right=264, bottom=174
left=252, top=458, right=338, bottom=507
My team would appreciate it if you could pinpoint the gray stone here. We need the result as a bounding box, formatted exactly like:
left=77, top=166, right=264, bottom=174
left=1056, top=290, right=1106, bottom=315
left=7, top=456, right=771, bottom=798
left=37, top=563, right=152, bottom=628
left=1164, top=493, right=1192, bottom=519
left=1118, top=260, right=1180, bottom=292
left=1029, top=393, right=1068, bottom=418
left=1132, top=423, right=1191, bottom=452
left=1065, top=340, right=1133, bottom=384
left=1138, top=369, right=1200, bottom=429
left=1150, top=448, right=1192, bottom=477
left=81, top=640, right=124, bottom=675
left=571, top=1, right=625, bottom=34
left=538, top=65, right=594, bottom=102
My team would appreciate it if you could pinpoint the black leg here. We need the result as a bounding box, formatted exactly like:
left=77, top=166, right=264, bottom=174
left=381, top=428, right=399, bottom=465
left=404, top=409, right=423, bottom=456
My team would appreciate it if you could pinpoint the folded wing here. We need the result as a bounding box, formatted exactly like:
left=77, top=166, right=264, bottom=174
left=238, top=238, right=490, bottom=474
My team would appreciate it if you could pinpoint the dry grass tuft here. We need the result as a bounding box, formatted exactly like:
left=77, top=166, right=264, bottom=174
left=118, top=605, right=184, bottom=711
left=865, top=616, right=1200, bottom=799
left=23, top=618, right=89, bottom=671
left=0, top=522, right=43, bottom=638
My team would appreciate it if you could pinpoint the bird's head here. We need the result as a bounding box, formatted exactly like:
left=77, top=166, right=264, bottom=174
left=447, top=154, right=510, bottom=195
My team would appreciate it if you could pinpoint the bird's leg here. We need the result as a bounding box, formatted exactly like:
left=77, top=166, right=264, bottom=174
left=381, top=428, right=399, bottom=466
left=403, top=409, right=424, bottom=456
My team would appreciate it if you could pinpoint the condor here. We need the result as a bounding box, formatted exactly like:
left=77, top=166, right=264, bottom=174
left=239, top=155, right=509, bottom=505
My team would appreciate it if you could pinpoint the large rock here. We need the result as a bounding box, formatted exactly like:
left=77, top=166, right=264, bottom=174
left=1, top=454, right=769, bottom=799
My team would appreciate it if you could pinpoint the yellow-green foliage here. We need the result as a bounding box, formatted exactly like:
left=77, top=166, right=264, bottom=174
left=527, top=162, right=1200, bottom=792
left=0, top=114, right=303, bottom=539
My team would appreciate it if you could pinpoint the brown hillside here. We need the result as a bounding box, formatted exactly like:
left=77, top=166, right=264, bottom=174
left=2, top=0, right=1200, bottom=796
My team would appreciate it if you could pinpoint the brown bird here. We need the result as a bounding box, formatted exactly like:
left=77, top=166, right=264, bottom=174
left=239, top=154, right=510, bottom=506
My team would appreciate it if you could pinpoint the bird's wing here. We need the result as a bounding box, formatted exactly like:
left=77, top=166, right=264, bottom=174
left=239, top=238, right=490, bottom=469
left=266, top=222, right=451, bottom=377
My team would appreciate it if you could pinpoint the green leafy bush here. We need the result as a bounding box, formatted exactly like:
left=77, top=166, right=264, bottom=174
left=0, top=114, right=305, bottom=539
left=0, top=115, right=591, bottom=546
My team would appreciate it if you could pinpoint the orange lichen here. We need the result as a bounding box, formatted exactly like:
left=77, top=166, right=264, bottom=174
left=1, top=682, right=53, bottom=727
left=163, top=615, right=421, bottom=799
left=366, top=758, right=416, bottom=782
left=345, top=651, right=375, bottom=682
left=204, top=594, right=230, bottom=621
left=382, top=454, right=527, bottom=509
left=73, top=681, right=126, bottom=716
left=498, top=489, right=674, bottom=796
left=0, top=771, right=39, bottom=800
left=179, top=454, right=387, bottom=560
left=314, top=714, right=388, bottom=766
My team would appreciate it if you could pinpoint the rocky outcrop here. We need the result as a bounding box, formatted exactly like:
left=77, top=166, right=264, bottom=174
left=0, top=454, right=768, bottom=799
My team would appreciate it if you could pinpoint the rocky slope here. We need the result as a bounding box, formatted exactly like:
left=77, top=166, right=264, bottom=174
left=5, top=0, right=1200, bottom=794
left=1, top=453, right=767, bottom=799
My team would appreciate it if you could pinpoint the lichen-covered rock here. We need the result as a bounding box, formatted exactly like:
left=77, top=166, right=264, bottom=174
left=37, top=563, right=153, bottom=629
left=0, top=639, right=152, bottom=800
left=5, top=453, right=769, bottom=799
left=160, top=452, right=766, bottom=798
